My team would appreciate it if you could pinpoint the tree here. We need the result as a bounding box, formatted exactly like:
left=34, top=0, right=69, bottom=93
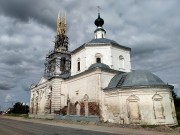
left=8, top=102, right=29, bottom=114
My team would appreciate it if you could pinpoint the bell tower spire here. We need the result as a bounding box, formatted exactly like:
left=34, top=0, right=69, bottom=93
left=57, top=12, right=66, bottom=35
left=55, top=13, right=68, bottom=52
left=44, top=12, right=71, bottom=78
left=94, top=6, right=106, bottom=39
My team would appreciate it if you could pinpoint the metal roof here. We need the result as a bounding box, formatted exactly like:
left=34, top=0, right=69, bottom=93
left=106, top=70, right=166, bottom=89
left=71, top=38, right=131, bottom=54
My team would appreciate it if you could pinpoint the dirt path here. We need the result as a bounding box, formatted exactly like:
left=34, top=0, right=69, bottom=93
left=1, top=116, right=179, bottom=135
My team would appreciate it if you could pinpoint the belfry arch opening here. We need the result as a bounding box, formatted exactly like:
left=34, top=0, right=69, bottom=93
left=60, top=57, right=66, bottom=72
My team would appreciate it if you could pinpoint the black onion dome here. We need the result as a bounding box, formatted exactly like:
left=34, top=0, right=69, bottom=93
left=94, top=13, right=104, bottom=27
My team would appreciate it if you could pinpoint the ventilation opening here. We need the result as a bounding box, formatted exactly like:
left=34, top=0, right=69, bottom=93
left=117, top=74, right=127, bottom=87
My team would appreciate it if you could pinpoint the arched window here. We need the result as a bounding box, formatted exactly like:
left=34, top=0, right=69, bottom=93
left=77, top=58, right=80, bottom=71
left=119, top=55, right=125, bottom=69
left=95, top=53, right=103, bottom=63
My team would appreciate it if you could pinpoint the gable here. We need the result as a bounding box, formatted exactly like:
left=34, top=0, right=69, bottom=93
left=37, top=77, right=48, bottom=85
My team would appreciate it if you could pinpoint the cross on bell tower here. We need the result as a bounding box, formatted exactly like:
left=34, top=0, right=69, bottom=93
left=44, top=13, right=71, bottom=78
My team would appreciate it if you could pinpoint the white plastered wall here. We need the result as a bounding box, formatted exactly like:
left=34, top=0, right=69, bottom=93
left=30, top=78, right=64, bottom=115
left=71, top=49, right=86, bottom=76
left=111, top=46, right=131, bottom=72
left=71, top=44, right=131, bottom=76
left=103, top=88, right=177, bottom=125
left=60, top=69, right=116, bottom=108
left=71, top=46, right=111, bottom=76
left=30, top=80, right=51, bottom=115
left=61, top=70, right=100, bottom=106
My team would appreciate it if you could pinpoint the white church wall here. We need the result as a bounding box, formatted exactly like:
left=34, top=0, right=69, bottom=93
left=60, top=82, right=68, bottom=108
left=100, top=72, right=116, bottom=89
left=159, top=90, right=177, bottom=124
left=60, top=70, right=102, bottom=116
left=62, top=70, right=100, bottom=105
left=85, top=46, right=111, bottom=69
left=71, top=45, right=131, bottom=76
left=71, top=49, right=86, bottom=76
left=30, top=80, right=51, bottom=115
left=51, top=78, right=63, bottom=112
left=95, top=70, right=117, bottom=120
left=111, top=46, right=131, bottom=72
left=103, top=88, right=177, bottom=125
left=71, top=45, right=112, bottom=76
left=30, top=78, right=65, bottom=115
left=103, top=93, right=120, bottom=123
left=61, top=69, right=117, bottom=116
left=38, top=91, right=46, bottom=114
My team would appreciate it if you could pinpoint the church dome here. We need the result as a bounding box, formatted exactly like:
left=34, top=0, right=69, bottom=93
left=107, top=70, right=166, bottom=89
left=94, top=13, right=104, bottom=27
left=88, top=63, right=110, bottom=70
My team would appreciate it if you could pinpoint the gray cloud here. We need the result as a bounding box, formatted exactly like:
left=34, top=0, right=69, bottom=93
left=0, top=0, right=57, bottom=30
left=0, top=82, right=15, bottom=90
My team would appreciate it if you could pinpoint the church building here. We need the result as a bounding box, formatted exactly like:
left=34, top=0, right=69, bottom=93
left=29, top=12, right=177, bottom=125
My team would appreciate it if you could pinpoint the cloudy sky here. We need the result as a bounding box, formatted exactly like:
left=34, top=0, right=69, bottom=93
left=0, top=0, right=180, bottom=110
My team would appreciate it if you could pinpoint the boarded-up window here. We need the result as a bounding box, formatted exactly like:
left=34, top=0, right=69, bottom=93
left=153, top=94, right=164, bottom=119
left=127, top=95, right=141, bottom=123
left=128, top=101, right=140, bottom=120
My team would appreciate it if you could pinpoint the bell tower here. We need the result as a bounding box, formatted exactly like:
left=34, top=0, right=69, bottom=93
left=44, top=13, right=71, bottom=78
